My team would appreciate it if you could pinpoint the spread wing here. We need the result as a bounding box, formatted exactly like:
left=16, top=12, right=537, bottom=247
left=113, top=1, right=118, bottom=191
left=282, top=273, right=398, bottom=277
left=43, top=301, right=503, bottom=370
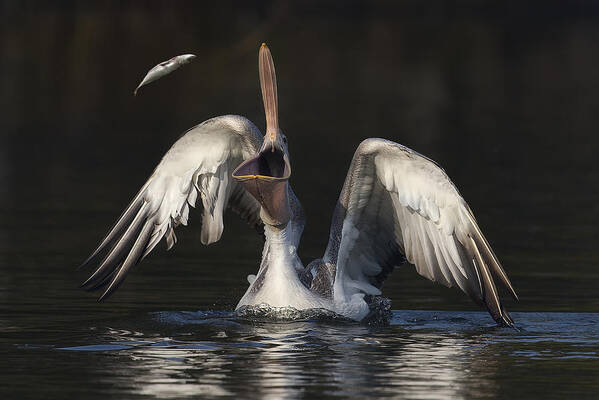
left=79, top=115, right=263, bottom=300
left=324, top=138, right=518, bottom=326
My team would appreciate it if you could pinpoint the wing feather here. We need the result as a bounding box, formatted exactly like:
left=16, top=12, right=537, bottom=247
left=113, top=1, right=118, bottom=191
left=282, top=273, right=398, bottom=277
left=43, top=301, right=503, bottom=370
left=77, top=188, right=147, bottom=270
left=324, top=138, right=518, bottom=326
left=99, top=220, right=155, bottom=301
left=79, top=115, right=264, bottom=300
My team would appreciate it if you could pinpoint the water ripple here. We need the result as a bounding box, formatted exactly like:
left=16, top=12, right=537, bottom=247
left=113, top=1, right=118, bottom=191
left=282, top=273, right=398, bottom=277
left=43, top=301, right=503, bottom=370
left=7, top=310, right=595, bottom=399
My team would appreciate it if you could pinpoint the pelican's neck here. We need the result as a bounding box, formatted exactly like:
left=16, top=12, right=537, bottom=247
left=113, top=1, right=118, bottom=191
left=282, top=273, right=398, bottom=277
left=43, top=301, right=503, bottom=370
left=261, top=223, right=301, bottom=275
left=235, top=222, right=309, bottom=309
left=265, top=223, right=288, bottom=243
left=260, top=191, right=305, bottom=275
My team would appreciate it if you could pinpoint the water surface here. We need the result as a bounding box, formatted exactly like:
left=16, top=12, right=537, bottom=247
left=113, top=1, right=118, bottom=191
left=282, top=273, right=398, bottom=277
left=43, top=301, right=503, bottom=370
left=3, top=310, right=598, bottom=399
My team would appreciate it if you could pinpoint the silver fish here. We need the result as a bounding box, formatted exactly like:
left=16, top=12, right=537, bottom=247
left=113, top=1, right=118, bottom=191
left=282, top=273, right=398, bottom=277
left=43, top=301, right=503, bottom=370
left=133, top=54, right=196, bottom=96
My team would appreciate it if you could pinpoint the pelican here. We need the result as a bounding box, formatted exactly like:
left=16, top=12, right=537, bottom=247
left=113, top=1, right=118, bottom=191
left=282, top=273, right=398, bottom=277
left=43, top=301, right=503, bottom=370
left=79, top=43, right=518, bottom=327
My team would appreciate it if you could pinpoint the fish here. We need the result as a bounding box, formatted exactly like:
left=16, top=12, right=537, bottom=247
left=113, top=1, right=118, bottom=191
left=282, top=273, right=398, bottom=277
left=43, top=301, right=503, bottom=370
left=133, top=54, right=196, bottom=96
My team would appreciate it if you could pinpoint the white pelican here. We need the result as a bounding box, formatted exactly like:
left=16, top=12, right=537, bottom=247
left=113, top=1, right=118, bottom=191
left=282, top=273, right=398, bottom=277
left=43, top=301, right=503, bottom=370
left=79, top=43, right=518, bottom=327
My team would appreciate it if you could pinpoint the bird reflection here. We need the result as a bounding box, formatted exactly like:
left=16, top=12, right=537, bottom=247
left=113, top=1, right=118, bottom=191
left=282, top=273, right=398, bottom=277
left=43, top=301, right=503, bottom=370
left=88, top=314, right=498, bottom=399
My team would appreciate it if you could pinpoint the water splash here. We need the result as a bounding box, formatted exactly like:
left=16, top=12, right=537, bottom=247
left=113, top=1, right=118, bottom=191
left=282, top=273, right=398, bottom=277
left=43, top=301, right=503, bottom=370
left=235, top=304, right=350, bottom=322
left=363, top=296, right=393, bottom=325
left=234, top=296, right=393, bottom=325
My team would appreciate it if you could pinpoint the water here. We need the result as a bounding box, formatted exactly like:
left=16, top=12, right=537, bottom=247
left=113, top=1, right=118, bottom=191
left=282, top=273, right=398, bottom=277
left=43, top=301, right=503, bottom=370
left=3, top=309, right=598, bottom=399
left=2, top=2, right=599, bottom=399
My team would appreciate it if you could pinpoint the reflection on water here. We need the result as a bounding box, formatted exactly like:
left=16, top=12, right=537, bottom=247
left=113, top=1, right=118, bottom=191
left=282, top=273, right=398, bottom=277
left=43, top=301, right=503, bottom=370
left=46, top=311, right=598, bottom=399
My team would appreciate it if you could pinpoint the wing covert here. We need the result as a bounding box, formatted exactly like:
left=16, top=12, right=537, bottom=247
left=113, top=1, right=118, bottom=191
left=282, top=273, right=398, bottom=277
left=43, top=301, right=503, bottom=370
left=324, top=138, right=518, bottom=326
left=79, top=115, right=263, bottom=300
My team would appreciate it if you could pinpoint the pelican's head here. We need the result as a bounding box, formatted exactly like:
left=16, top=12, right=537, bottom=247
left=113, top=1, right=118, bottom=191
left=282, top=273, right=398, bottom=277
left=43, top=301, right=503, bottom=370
left=232, top=43, right=292, bottom=227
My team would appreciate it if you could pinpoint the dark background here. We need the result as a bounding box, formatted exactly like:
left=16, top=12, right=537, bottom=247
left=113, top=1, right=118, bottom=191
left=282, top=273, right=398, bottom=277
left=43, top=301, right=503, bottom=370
left=1, top=0, right=598, bottom=322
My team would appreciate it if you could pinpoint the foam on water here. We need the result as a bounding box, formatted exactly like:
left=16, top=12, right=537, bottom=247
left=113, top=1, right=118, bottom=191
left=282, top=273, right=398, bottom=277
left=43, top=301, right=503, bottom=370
left=235, top=304, right=350, bottom=322
left=234, top=296, right=393, bottom=325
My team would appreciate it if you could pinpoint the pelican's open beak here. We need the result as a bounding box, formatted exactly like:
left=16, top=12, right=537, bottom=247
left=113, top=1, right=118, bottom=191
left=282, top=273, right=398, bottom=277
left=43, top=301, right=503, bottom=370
left=233, top=43, right=291, bottom=227
left=232, top=147, right=291, bottom=226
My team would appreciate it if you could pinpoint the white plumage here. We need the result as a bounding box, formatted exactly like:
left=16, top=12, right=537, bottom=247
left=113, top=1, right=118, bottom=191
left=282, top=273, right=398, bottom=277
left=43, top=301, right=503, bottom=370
left=79, top=116, right=263, bottom=299
left=80, top=45, right=517, bottom=326
left=79, top=125, right=517, bottom=325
